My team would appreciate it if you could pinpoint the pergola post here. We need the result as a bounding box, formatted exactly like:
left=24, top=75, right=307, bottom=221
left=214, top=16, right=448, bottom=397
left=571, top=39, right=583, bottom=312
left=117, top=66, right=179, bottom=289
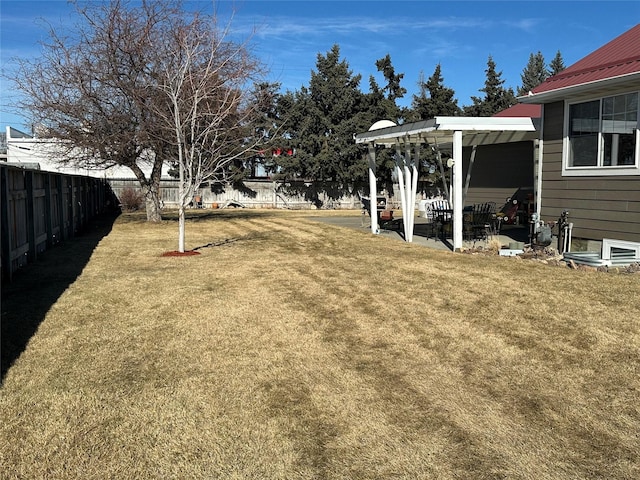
left=411, top=143, right=420, bottom=242
left=367, top=143, right=378, bottom=234
left=394, top=140, right=420, bottom=242
left=453, top=130, right=463, bottom=251
left=394, top=145, right=406, bottom=237
left=404, top=141, right=413, bottom=242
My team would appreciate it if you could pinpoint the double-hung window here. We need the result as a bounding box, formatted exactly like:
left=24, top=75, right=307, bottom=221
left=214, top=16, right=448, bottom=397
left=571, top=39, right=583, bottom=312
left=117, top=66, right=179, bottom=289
left=565, top=92, right=640, bottom=175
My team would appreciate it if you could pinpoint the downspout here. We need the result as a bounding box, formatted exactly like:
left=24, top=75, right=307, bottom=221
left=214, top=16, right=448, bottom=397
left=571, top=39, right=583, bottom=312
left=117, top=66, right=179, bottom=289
left=535, top=108, right=545, bottom=222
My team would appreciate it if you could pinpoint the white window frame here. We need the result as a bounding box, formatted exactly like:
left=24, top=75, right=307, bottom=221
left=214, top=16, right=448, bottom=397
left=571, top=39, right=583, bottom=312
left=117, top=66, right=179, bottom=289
left=562, top=91, right=640, bottom=176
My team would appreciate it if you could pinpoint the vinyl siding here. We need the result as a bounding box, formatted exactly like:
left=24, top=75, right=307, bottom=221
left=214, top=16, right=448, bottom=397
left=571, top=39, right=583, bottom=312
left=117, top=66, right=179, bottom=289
left=540, top=101, right=640, bottom=242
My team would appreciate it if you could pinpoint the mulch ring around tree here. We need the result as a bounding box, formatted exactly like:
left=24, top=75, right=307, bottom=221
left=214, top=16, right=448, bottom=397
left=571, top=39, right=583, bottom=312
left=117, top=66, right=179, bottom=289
left=161, top=250, right=201, bottom=257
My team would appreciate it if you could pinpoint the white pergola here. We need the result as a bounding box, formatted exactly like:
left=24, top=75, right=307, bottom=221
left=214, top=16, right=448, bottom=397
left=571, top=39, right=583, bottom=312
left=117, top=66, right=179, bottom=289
left=355, top=116, right=539, bottom=251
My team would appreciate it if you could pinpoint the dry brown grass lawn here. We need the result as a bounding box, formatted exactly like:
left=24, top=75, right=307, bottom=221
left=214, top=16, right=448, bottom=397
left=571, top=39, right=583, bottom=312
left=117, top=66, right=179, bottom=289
left=1, top=209, right=639, bottom=479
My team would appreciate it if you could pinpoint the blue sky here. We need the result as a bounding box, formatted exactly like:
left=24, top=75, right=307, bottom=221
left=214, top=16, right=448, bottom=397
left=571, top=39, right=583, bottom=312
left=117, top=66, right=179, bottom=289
left=2, top=0, right=639, bottom=132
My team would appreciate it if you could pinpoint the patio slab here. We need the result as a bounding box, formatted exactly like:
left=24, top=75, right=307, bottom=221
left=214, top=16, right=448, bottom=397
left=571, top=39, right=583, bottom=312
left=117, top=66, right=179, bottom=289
left=311, top=215, right=529, bottom=252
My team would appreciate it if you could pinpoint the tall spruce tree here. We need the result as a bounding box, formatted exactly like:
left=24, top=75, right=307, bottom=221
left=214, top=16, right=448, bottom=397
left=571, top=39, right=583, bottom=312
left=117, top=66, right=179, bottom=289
left=464, top=56, right=516, bottom=116
left=362, top=66, right=404, bottom=194
left=375, top=54, right=407, bottom=103
left=409, top=64, right=461, bottom=121
left=366, top=75, right=391, bottom=121
left=244, top=81, right=286, bottom=180
left=273, top=48, right=412, bottom=203
left=367, top=54, right=406, bottom=125
left=517, top=51, right=548, bottom=96
left=549, top=50, right=566, bottom=76
left=404, top=64, right=461, bottom=196
left=273, top=45, right=370, bottom=205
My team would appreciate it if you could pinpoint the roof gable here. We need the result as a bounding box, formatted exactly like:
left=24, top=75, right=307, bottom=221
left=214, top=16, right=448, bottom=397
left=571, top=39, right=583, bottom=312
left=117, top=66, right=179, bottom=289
left=531, top=23, right=640, bottom=95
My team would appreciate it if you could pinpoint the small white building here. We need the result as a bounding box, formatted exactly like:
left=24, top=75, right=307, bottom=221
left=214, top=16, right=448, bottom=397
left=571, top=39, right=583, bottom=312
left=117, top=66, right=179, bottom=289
left=4, top=126, right=172, bottom=179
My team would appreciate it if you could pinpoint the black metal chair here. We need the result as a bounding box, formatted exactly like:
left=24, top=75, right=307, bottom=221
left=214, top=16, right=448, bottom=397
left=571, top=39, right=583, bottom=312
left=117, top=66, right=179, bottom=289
left=429, top=200, right=452, bottom=240
left=470, top=202, right=497, bottom=241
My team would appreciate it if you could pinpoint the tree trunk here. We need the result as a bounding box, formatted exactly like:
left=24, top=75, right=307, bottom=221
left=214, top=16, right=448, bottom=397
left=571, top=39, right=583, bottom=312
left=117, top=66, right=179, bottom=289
left=129, top=159, right=164, bottom=223
left=178, top=204, right=186, bottom=253
left=178, top=161, right=186, bottom=252
left=144, top=185, right=163, bottom=222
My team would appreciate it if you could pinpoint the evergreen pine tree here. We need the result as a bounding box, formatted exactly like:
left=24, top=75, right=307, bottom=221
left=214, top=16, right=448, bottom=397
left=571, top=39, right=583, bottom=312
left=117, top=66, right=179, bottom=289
left=247, top=82, right=288, bottom=178
left=549, top=50, right=566, bottom=76
left=367, top=54, right=406, bottom=124
left=357, top=75, right=394, bottom=194
left=409, top=64, right=461, bottom=121
left=359, top=57, right=410, bottom=195
left=273, top=44, right=370, bottom=204
left=517, top=51, right=548, bottom=96
left=464, top=56, right=516, bottom=116
left=406, top=64, right=462, bottom=196
left=274, top=47, right=412, bottom=202
left=375, top=54, right=407, bottom=102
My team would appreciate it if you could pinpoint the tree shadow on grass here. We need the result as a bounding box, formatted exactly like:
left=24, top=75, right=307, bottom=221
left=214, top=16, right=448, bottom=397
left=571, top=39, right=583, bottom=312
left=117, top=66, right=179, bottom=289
left=0, top=212, right=119, bottom=384
left=170, top=208, right=280, bottom=223
left=115, top=208, right=282, bottom=224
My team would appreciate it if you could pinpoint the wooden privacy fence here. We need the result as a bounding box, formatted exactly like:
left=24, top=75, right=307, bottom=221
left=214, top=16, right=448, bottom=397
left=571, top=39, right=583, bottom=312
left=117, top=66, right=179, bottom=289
left=107, top=178, right=366, bottom=210
left=1, top=164, right=117, bottom=281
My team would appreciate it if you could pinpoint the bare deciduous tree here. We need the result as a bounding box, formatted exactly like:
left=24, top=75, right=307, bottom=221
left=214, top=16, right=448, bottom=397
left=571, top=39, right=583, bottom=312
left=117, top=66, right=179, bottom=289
left=155, top=10, right=265, bottom=251
left=13, top=0, right=172, bottom=220
left=11, top=0, right=265, bottom=227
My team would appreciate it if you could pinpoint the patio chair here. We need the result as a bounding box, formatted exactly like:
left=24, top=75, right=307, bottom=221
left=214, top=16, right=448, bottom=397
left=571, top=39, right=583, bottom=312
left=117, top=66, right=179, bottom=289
left=470, top=202, right=497, bottom=241
left=428, top=199, right=452, bottom=239
left=463, top=208, right=474, bottom=241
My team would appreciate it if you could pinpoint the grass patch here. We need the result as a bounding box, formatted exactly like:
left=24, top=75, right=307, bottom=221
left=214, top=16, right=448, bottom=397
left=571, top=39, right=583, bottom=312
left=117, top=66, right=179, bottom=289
left=1, top=209, right=639, bottom=479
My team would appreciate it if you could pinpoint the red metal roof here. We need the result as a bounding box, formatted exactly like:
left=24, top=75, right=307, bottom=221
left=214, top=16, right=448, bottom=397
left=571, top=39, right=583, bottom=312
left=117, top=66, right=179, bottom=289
left=493, top=103, right=541, bottom=118
left=531, top=23, right=640, bottom=94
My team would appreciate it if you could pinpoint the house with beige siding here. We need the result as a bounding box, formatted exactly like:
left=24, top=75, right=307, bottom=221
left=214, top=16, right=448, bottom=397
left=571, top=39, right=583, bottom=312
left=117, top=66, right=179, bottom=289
left=520, top=23, right=640, bottom=244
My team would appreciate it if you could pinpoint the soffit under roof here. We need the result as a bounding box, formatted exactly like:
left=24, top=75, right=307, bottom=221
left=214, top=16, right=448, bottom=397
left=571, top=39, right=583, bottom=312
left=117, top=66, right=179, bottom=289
left=520, top=72, right=640, bottom=104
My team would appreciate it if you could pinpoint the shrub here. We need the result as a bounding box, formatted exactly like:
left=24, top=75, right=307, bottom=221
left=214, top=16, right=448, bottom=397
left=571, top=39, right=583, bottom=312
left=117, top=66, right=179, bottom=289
left=119, top=187, right=145, bottom=212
